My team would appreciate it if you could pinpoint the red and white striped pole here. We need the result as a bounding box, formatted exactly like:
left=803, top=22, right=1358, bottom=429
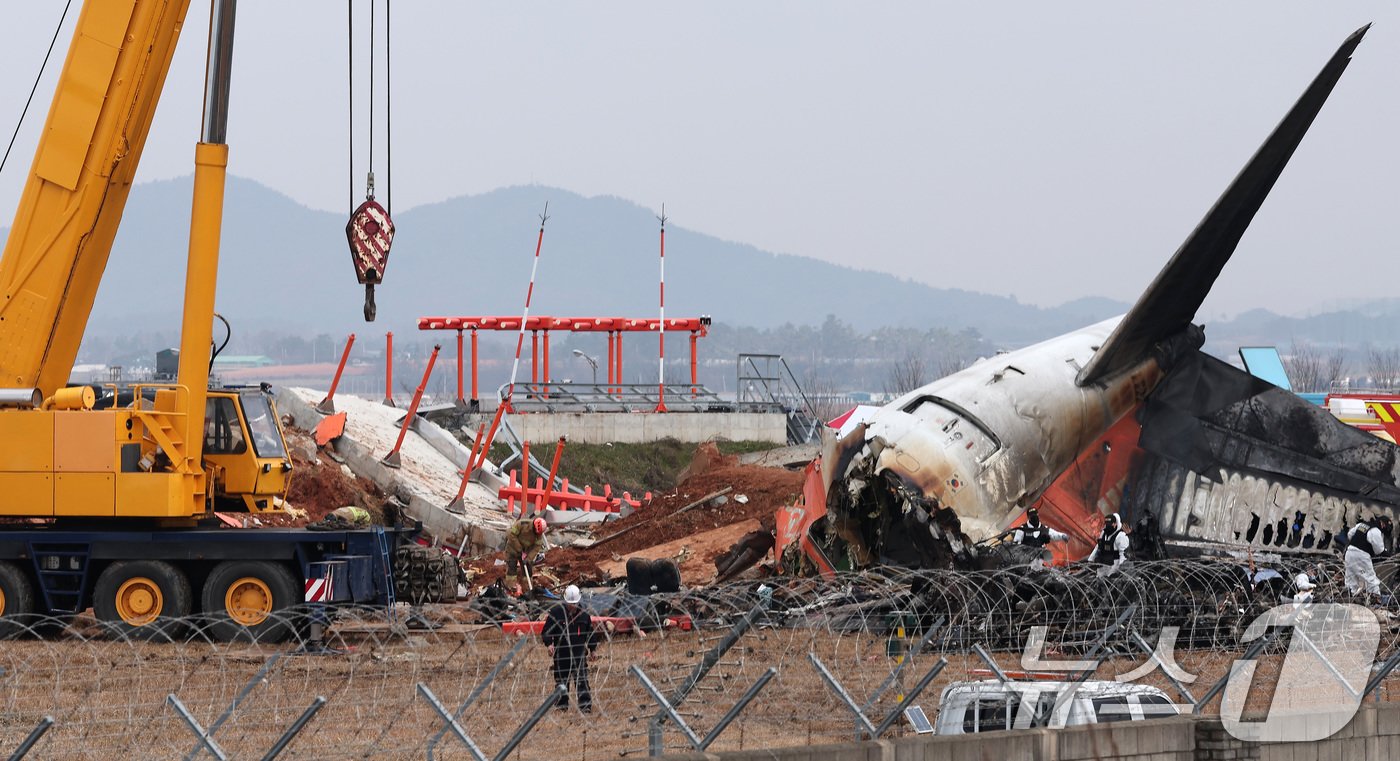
left=505, top=204, right=549, bottom=412
left=655, top=207, right=668, bottom=412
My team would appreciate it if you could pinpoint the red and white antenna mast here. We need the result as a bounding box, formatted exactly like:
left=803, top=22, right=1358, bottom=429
left=505, top=203, right=549, bottom=410
left=655, top=206, right=668, bottom=412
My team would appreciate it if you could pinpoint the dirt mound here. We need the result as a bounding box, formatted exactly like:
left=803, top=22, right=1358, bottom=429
left=259, top=424, right=385, bottom=527
left=533, top=447, right=805, bottom=586
left=675, top=440, right=735, bottom=484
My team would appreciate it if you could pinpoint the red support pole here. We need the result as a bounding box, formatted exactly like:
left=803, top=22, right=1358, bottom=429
left=455, top=329, right=466, bottom=408
left=606, top=331, right=616, bottom=395
left=616, top=333, right=624, bottom=397
left=383, top=331, right=396, bottom=407
left=542, top=330, right=551, bottom=399
left=531, top=331, right=539, bottom=389
left=520, top=440, right=532, bottom=514
left=446, top=421, right=488, bottom=512
left=469, top=402, right=508, bottom=475
left=470, top=328, right=480, bottom=411
left=690, top=330, right=698, bottom=398
left=536, top=436, right=567, bottom=513
left=316, top=333, right=356, bottom=414
left=382, top=344, right=440, bottom=468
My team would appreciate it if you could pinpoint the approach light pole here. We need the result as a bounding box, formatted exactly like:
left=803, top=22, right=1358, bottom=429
left=573, top=349, right=599, bottom=385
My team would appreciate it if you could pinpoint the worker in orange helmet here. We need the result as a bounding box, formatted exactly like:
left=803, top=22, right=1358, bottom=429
left=504, top=515, right=551, bottom=596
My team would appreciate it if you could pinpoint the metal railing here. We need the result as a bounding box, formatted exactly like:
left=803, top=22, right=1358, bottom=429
left=497, top=381, right=730, bottom=413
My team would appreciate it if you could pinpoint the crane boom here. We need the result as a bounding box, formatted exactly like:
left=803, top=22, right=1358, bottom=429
left=0, top=1, right=421, bottom=642
left=0, top=0, right=193, bottom=398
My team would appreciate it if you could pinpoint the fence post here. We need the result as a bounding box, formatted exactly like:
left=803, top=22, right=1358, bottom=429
left=183, top=653, right=284, bottom=761
left=426, top=637, right=530, bottom=759
left=648, top=603, right=766, bottom=756
left=6, top=716, right=53, bottom=761
left=167, top=695, right=228, bottom=761
left=259, top=697, right=326, bottom=761
left=1194, top=630, right=1278, bottom=714
left=857, top=616, right=945, bottom=739
left=809, top=651, right=946, bottom=741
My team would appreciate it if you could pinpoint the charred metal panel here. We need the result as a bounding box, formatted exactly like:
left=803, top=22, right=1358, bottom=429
left=1125, top=351, right=1400, bottom=556
left=1127, top=454, right=1388, bottom=557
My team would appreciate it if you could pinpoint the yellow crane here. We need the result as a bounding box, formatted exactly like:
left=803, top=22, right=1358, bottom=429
left=0, top=0, right=281, bottom=519
left=0, top=0, right=411, bottom=640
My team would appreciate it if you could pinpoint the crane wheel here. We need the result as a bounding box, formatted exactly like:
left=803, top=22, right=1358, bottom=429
left=0, top=562, right=35, bottom=639
left=201, top=561, right=298, bottom=643
left=93, top=561, right=191, bottom=641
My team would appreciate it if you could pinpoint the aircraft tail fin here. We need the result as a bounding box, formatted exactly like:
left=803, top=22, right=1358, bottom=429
left=1077, top=25, right=1368, bottom=386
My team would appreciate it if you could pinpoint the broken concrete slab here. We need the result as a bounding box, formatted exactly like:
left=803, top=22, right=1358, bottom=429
left=277, top=387, right=509, bottom=554
left=737, top=441, right=820, bottom=469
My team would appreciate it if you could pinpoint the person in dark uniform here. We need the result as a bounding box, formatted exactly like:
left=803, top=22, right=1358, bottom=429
left=1086, top=512, right=1130, bottom=577
left=1344, top=515, right=1390, bottom=601
left=1012, top=508, right=1068, bottom=547
left=1011, top=507, right=1070, bottom=570
left=541, top=584, right=599, bottom=712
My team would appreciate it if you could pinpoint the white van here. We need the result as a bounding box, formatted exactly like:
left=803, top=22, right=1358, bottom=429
left=933, top=680, right=1180, bottom=735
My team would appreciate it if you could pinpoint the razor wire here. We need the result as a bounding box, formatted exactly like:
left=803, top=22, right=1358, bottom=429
left=1, top=556, right=1399, bottom=759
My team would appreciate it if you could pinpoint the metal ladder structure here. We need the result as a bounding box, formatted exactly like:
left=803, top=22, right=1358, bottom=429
left=374, top=526, right=397, bottom=626
left=735, top=353, right=822, bottom=444
left=27, top=542, right=91, bottom=614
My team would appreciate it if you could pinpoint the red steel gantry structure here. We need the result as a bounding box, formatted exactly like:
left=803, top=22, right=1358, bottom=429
left=417, top=315, right=711, bottom=409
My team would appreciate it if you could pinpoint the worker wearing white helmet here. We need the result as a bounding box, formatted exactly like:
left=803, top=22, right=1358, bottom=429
left=542, top=584, right=599, bottom=713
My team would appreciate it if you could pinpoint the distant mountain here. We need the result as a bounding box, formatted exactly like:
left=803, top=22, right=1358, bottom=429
left=1203, top=303, right=1400, bottom=353
left=2, top=176, right=1393, bottom=354
left=0, top=177, right=1132, bottom=345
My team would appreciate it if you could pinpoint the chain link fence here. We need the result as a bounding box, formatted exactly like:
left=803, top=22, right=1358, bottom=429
left=3, top=557, right=1399, bottom=759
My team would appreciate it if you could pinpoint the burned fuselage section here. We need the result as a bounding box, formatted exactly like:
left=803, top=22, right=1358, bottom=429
left=822, top=319, right=1184, bottom=570
left=785, top=26, right=1377, bottom=574
left=1125, top=351, right=1400, bottom=558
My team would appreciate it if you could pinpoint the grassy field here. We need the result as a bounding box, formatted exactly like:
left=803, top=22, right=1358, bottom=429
left=480, top=438, right=778, bottom=495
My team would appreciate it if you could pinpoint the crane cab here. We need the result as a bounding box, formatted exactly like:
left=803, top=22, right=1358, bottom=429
left=202, top=388, right=292, bottom=513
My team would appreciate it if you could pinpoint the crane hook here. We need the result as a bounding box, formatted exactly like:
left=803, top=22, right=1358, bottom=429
left=346, top=197, right=394, bottom=322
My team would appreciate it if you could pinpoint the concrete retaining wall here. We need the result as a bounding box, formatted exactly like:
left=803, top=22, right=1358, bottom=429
left=663, top=704, right=1400, bottom=761
left=505, top=411, right=787, bottom=445
left=1258, top=703, right=1400, bottom=761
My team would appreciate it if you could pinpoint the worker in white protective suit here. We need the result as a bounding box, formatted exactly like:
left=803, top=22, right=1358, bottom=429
left=1291, top=570, right=1316, bottom=606
left=1344, top=515, right=1391, bottom=602
left=1086, top=512, right=1130, bottom=578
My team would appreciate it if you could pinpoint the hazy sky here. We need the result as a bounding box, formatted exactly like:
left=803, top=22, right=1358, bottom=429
left=0, top=3, right=1397, bottom=321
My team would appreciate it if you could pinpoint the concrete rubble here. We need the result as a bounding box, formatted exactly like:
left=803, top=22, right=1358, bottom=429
left=278, top=387, right=511, bottom=553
